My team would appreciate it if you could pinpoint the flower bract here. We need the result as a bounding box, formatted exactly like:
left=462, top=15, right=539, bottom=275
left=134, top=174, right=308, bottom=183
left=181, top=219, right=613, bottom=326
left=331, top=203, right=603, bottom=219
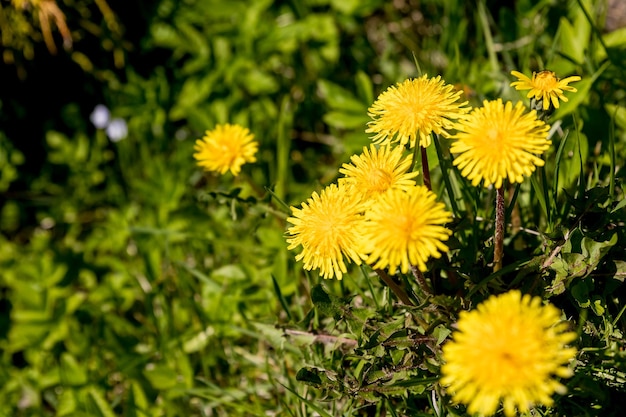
left=441, top=290, right=578, bottom=417
left=286, top=183, right=365, bottom=280
left=193, top=123, right=258, bottom=176
left=450, top=99, right=550, bottom=189
left=360, top=185, right=452, bottom=274
left=366, top=75, right=470, bottom=149
left=510, top=70, right=581, bottom=111
left=338, top=144, right=418, bottom=205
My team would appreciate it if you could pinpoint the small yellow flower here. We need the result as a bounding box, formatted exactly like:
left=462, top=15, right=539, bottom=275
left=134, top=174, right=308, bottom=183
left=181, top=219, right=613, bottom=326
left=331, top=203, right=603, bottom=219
left=441, top=290, right=577, bottom=417
left=450, top=99, right=551, bottom=189
left=510, top=70, right=581, bottom=111
left=193, top=123, right=258, bottom=176
left=338, top=144, right=418, bottom=204
left=286, top=183, right=364, bottom=280
left=366, top=75, right=470, bottom=149
left=360, top=185, right=452, bottom=274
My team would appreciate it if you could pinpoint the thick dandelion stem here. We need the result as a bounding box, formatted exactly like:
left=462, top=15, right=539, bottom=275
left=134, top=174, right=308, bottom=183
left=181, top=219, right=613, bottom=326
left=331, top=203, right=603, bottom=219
left=493, top=186, right=505, bottom=272
left=374, top=269, right=414, bottom=306
left=420, top=145, right=431, bottom=190
left=410, top=264, right=433, bottom=295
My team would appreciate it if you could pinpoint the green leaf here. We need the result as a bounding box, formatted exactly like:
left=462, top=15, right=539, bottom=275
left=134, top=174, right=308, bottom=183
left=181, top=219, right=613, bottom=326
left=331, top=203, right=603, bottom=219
left=295, top=367, right=323, bottom=386
left=183, top=326, right=214, bottom=353
left=364, top=368, right=389, bottom=385
left=552, top=79, right=590, bottom=120
left=322, top=111, right=369, bottom=130
left=272, top=274, right=292, bottom=321
left=311, top=284, right=341, bottom=317
left=175, top=261, right=221, bottom=291
left=57, top=388, right=77, bottom=416
left=571, top=278, right=593, bottom=308
left=595, top=26, right=626, bottom=62
left=606, top=104, right=626, bottom=132
left=60, top=353, right=88, bottom=386
left=582, top=232, right=617, bottom=265
left=251, top=322, right=301, bottom=354
left=566, top=252, right=590, bottom=277
left=87, top=386, right=116, bottom=417
left=556, top=129, right=588, bottom=188
left=241, top=68, right=279, bottom=95
left=612, top=260, right=626, bottom=282
left=127, top=380, right=150, bottom=417
left=554, top=62, right=607, bottom=119
left=383, top=329, right=412, bottom=349
left=591, top=296, right=606, bottom=316
left=558, top=17, right=587, bottom=65
left=211, top=264, right=247, bottom=281
left=317, top=79, right=367, bottom=113
left=390, top=375, right=438, bottom=390
left=362, top=328, right=383, bottom=350
left=281, top=383, right=334, bottom=417
left=355, top=70, right=374, bottom=106
left=549, top=232, right=617, bottom=294
left=143, top=364, right=179, bottom=390
left=432, top=324, right=452, bottom=346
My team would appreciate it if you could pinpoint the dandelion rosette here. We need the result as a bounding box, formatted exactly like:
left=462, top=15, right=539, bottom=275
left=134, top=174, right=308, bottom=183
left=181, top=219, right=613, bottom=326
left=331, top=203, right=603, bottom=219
left=366, top=75, right=470, bottom=149
left=286, top=183, right=365, bottom=280
left=360, top=185, right=452, bottom=274
left=450, top=99, right=551, bottom=189
left=441, top=290, right=577, bottom=417
left=193, top=123, right=258, bottom=176
left=510, top=70, right=581, bottom=111
left=338, top=144, right=418, bottom=205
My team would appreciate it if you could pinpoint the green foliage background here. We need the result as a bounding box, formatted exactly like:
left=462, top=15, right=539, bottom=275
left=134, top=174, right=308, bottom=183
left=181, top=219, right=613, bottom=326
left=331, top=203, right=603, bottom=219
left=1, top=0, right=626, bottom=415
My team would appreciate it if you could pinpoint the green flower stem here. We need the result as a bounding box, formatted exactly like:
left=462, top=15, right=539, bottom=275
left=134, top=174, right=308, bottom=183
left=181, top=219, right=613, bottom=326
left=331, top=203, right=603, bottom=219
left=374, top=269, right=414, bottom=306
left=421, top=145, right=431, bottom=190
left=494, top=186, right=505, bottom=272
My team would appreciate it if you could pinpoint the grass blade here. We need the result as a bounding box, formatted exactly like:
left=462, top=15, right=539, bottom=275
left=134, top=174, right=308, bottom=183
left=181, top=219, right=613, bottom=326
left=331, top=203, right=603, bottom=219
left=272, top=274, right=292, bottom=321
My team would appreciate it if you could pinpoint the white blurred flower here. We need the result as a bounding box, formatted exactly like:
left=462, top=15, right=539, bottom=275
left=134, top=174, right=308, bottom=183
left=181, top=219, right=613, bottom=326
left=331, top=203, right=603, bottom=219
left=106, top=118, right=128, bottom=142
left=90, top=104, right=110, bottom=129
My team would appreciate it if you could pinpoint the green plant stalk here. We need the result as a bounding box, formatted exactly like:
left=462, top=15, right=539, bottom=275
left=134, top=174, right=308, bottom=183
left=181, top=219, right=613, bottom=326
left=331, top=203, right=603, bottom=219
left=421, top=145, right=431, bottom=190
left=477, top=0, right=499, bottom=73
left=275, top=96, right=291, bottom=201
left=360, top=265, right=381, bottom=310
left=609, top=107, right=616, bottom=200
left=540, top=166, right=553, bottom=228
left=493, top=186, right=505, bottom=272
left=432, top=134, right=460, bottom=216
left=552, top=121, right=569, bottom=199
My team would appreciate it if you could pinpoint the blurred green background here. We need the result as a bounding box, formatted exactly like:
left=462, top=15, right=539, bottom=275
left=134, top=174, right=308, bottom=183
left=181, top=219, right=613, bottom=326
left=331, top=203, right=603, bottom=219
left=2, top=0, right=626, bottom=415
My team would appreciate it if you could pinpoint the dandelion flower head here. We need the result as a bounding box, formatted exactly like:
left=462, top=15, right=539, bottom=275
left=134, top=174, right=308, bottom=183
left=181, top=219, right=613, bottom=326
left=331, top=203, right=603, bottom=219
left=450, top=99, right=550, bottom=189
left=286, top=183, right=364, bottom=280
left=366, top=75, right=470, bottom=149
left=441, top=290, right=577, bottom=417
left=360, top=185, right=452, bottom=274
left=193, top=123, right=258, bottom=176
left=339, top=144, right=418, bottom=205
left=510, top=70, right=581, bottom=111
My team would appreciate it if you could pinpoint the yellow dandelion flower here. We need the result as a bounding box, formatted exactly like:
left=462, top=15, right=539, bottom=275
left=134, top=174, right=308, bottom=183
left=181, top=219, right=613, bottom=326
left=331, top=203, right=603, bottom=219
left=510, top=70, right=582, bottom=111
left=441, top=290, right=577, bottom=417
left=338, top=144, right=418, bottom=204
left=286, top=183, right=364, bottom=280
left=193, top=123, right=258, bottom=176
left=450, top=99, right=551, bottom=189
left=360, top=185, right=452, bottom=274
left=366, top=75, right=470, bottom=149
